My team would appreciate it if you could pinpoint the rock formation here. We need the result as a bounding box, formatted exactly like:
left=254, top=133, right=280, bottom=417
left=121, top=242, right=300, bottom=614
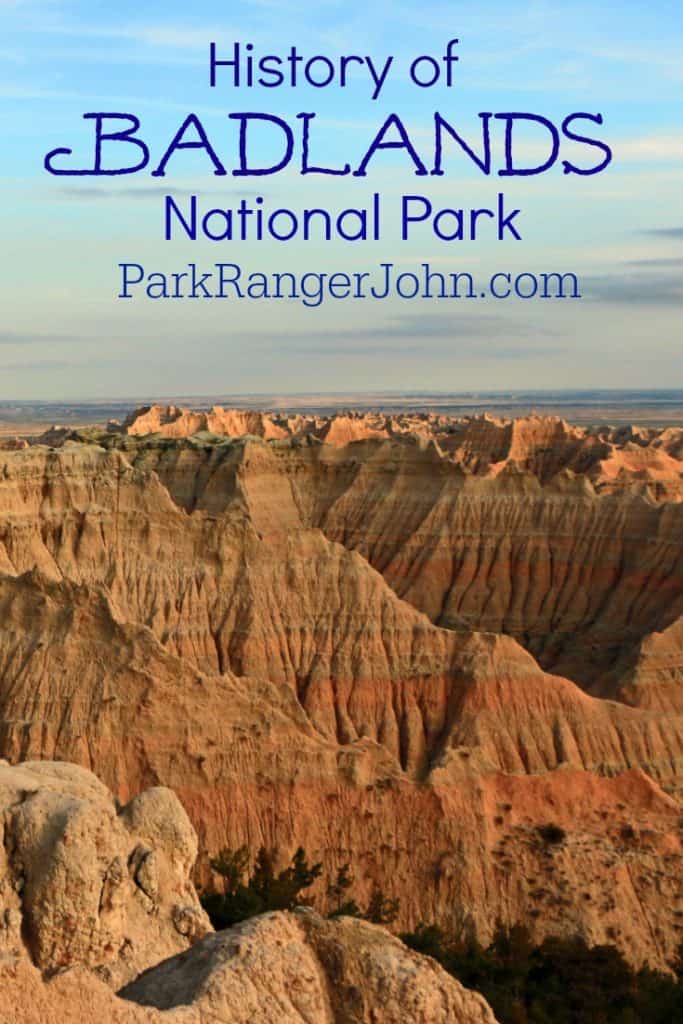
left=0, top=760, right=209, bottom=988
left=120, top=910, right=498, bottom=1024
left=1, top=411, right=683, bottom=971
left=112, top=406, right=683, bottom=502
left=0, top=761, right=496, bottom=1024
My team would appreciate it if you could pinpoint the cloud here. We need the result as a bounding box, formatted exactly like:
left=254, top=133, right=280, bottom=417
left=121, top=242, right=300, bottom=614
left=0, top=330, right=73, bottom=345
left=642, top=227, right=683, bottom=239
left=0, top=86, right=229, bottom=115
left=583, top=269, right=683, bottom=306
left=50, top=185, right=262, bottom=201
left=337, top=313, right=553, bottom=340
left=19, top=21, right=239, bottom=50
left=581, top=42, right=683, bottom=84
left=0, top=359, right=72, bottom=371
left=241, top=314, right=559, bottom=359
left=616, top=136, right=683, bottom=163
left=627, top=258, right=683, bottom=267
left=52, top=185, right=203, bottom=201
left=284, top=340, right=556, bottom=359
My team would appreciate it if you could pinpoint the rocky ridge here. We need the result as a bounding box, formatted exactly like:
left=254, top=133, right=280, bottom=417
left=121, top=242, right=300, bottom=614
left=116, top=405, right=683, bottom=502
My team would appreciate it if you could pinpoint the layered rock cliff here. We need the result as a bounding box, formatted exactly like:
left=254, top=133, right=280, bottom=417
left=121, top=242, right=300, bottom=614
left=0, top=412, right=682, bottom=969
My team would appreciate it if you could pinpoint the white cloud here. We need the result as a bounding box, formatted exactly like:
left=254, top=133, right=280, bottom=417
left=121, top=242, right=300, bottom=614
left=614, top=135, right=683, bottom=163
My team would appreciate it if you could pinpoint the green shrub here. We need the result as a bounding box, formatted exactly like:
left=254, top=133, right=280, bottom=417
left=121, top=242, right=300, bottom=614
left=201, top=845, right=322, bottom=928
left=201, top=846, right=400, bottom=930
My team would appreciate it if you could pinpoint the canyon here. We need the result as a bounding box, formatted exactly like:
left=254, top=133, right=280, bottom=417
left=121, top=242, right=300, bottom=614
left=1, top=404, right=683, bottom=1016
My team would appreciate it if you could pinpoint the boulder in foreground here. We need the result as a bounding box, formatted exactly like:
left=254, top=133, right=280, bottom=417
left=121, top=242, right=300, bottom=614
left=0, top=759, right=210, bottom=988
left=120, top=909, right=498, bottom=1024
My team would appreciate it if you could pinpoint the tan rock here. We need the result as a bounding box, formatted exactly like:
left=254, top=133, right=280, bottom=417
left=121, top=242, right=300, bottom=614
left=0, top=760, right=209, bottom=987
left=1, top=911, right=498, bottom=1024
left=120, top=910, right=498, bottom=1024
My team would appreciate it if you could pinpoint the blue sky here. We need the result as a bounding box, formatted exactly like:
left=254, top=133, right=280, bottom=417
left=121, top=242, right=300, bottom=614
left=1, top=0, right=681, bottom=398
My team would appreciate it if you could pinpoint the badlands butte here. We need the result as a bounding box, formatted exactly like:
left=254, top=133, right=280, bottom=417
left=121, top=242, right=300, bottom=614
left=2, top=402, right=683, bottom=1018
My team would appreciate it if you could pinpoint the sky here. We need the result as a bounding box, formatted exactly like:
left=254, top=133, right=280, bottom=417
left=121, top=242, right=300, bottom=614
left=1, top=0, right=682, bottom=399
